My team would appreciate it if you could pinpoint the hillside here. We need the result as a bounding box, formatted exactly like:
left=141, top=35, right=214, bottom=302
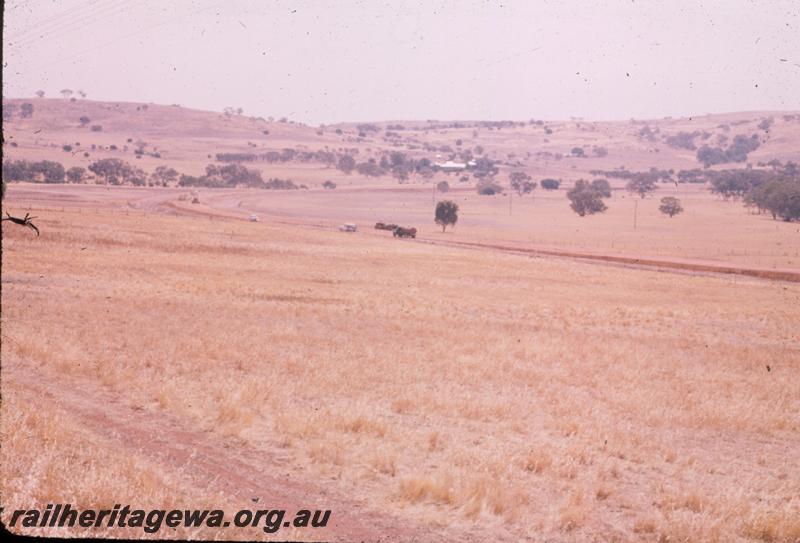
left=3, top=97, right=800, bottom=186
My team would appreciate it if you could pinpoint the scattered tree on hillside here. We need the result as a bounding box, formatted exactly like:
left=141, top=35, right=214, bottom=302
left=659, top=196, right=684, bottom=217
left=509, top=171, right=536, bottom=196
left=79, top=116, right=91, bottom=126
left=541, top=178, right=561, bottom=190
left=567, top=179, right=609, bottom=216
left=78, top=90, right=87, bottom=99
left=665, top=131, right=702, bottom=150
left=60, top=89, right=73, bottom=99
left=626, top=177, right=657, bottom=198
left=337, top=154, right=356, bottom=174
left=35, top=90, right=45, bottom=98
left=570, top=147, right=586, bottom=157
left=322, top=180, right=337, bottom=189
left=437, top=180, right=450, bottom=193
left=435, top=200, right=459, bottom=232
left=757, top=117, right=773, bottom=132
left=697, top=134, right=760, bottom=167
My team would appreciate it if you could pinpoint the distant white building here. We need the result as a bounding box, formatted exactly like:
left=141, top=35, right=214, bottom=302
left=434, top=160, right=468, bottom=172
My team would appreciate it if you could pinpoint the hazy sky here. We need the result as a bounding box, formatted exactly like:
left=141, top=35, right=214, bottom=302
left=3, top=0, right=800, bottom=124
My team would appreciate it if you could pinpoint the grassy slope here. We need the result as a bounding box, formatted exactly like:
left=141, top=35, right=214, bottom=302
left=2, top=209, right=799, bottom=542
left=4, top=98, right=800, bottom=184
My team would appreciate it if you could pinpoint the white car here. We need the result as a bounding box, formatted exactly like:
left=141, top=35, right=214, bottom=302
left=338, top=223, right=357, bottom=232
left=249, top=214, right=259, bottom=222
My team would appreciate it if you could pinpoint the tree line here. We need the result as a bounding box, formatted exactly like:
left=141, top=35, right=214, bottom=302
left=1, top=158, right=302, bottom=191
left=706, top=163, right=800, bottom=221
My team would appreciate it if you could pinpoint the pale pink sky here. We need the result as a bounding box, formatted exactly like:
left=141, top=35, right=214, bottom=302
left=3, top=0, right=800, bottom=124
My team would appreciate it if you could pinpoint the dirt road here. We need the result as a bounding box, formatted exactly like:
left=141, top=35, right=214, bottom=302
left=3, top=361, right=460, bottom=542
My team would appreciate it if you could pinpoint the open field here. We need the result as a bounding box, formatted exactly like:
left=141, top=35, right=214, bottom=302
left=6, top=181, right=800, bottom=274
left=2, top=204, right=799, bottom=541
left=2, top=97, right=800, bottom=541
left=4, top=99, right=800, bottom=275
left=4, top=0, right=800, bottom=540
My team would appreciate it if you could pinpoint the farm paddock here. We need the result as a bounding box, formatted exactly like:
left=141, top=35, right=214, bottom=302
left=2, top=197, right=798, bottom=542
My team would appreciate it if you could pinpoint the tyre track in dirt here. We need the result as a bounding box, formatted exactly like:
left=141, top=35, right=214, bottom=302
left=4, top=362, right=459, bottom=542
left=409, top=237, right=800, bottom=283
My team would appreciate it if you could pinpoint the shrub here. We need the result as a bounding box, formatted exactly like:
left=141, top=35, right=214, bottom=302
left=476, top=180, right=503, bottom=195
left=541, top=178, right=561, bottom=190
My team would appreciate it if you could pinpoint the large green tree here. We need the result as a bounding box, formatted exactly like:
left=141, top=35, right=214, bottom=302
left=435, top=200, right=459, bottom=232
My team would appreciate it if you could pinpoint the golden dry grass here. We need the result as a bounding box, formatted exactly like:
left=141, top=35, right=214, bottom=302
left=2, top=205, right=799, bottom=541
left=0, top=388, right=274, bottom=541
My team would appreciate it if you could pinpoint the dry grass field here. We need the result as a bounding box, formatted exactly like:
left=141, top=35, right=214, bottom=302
left=2, top=98, right=800, bottom=541
left=2, top=203, right=799, bottom=541
left=4, top=99, right=800, bottom=274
